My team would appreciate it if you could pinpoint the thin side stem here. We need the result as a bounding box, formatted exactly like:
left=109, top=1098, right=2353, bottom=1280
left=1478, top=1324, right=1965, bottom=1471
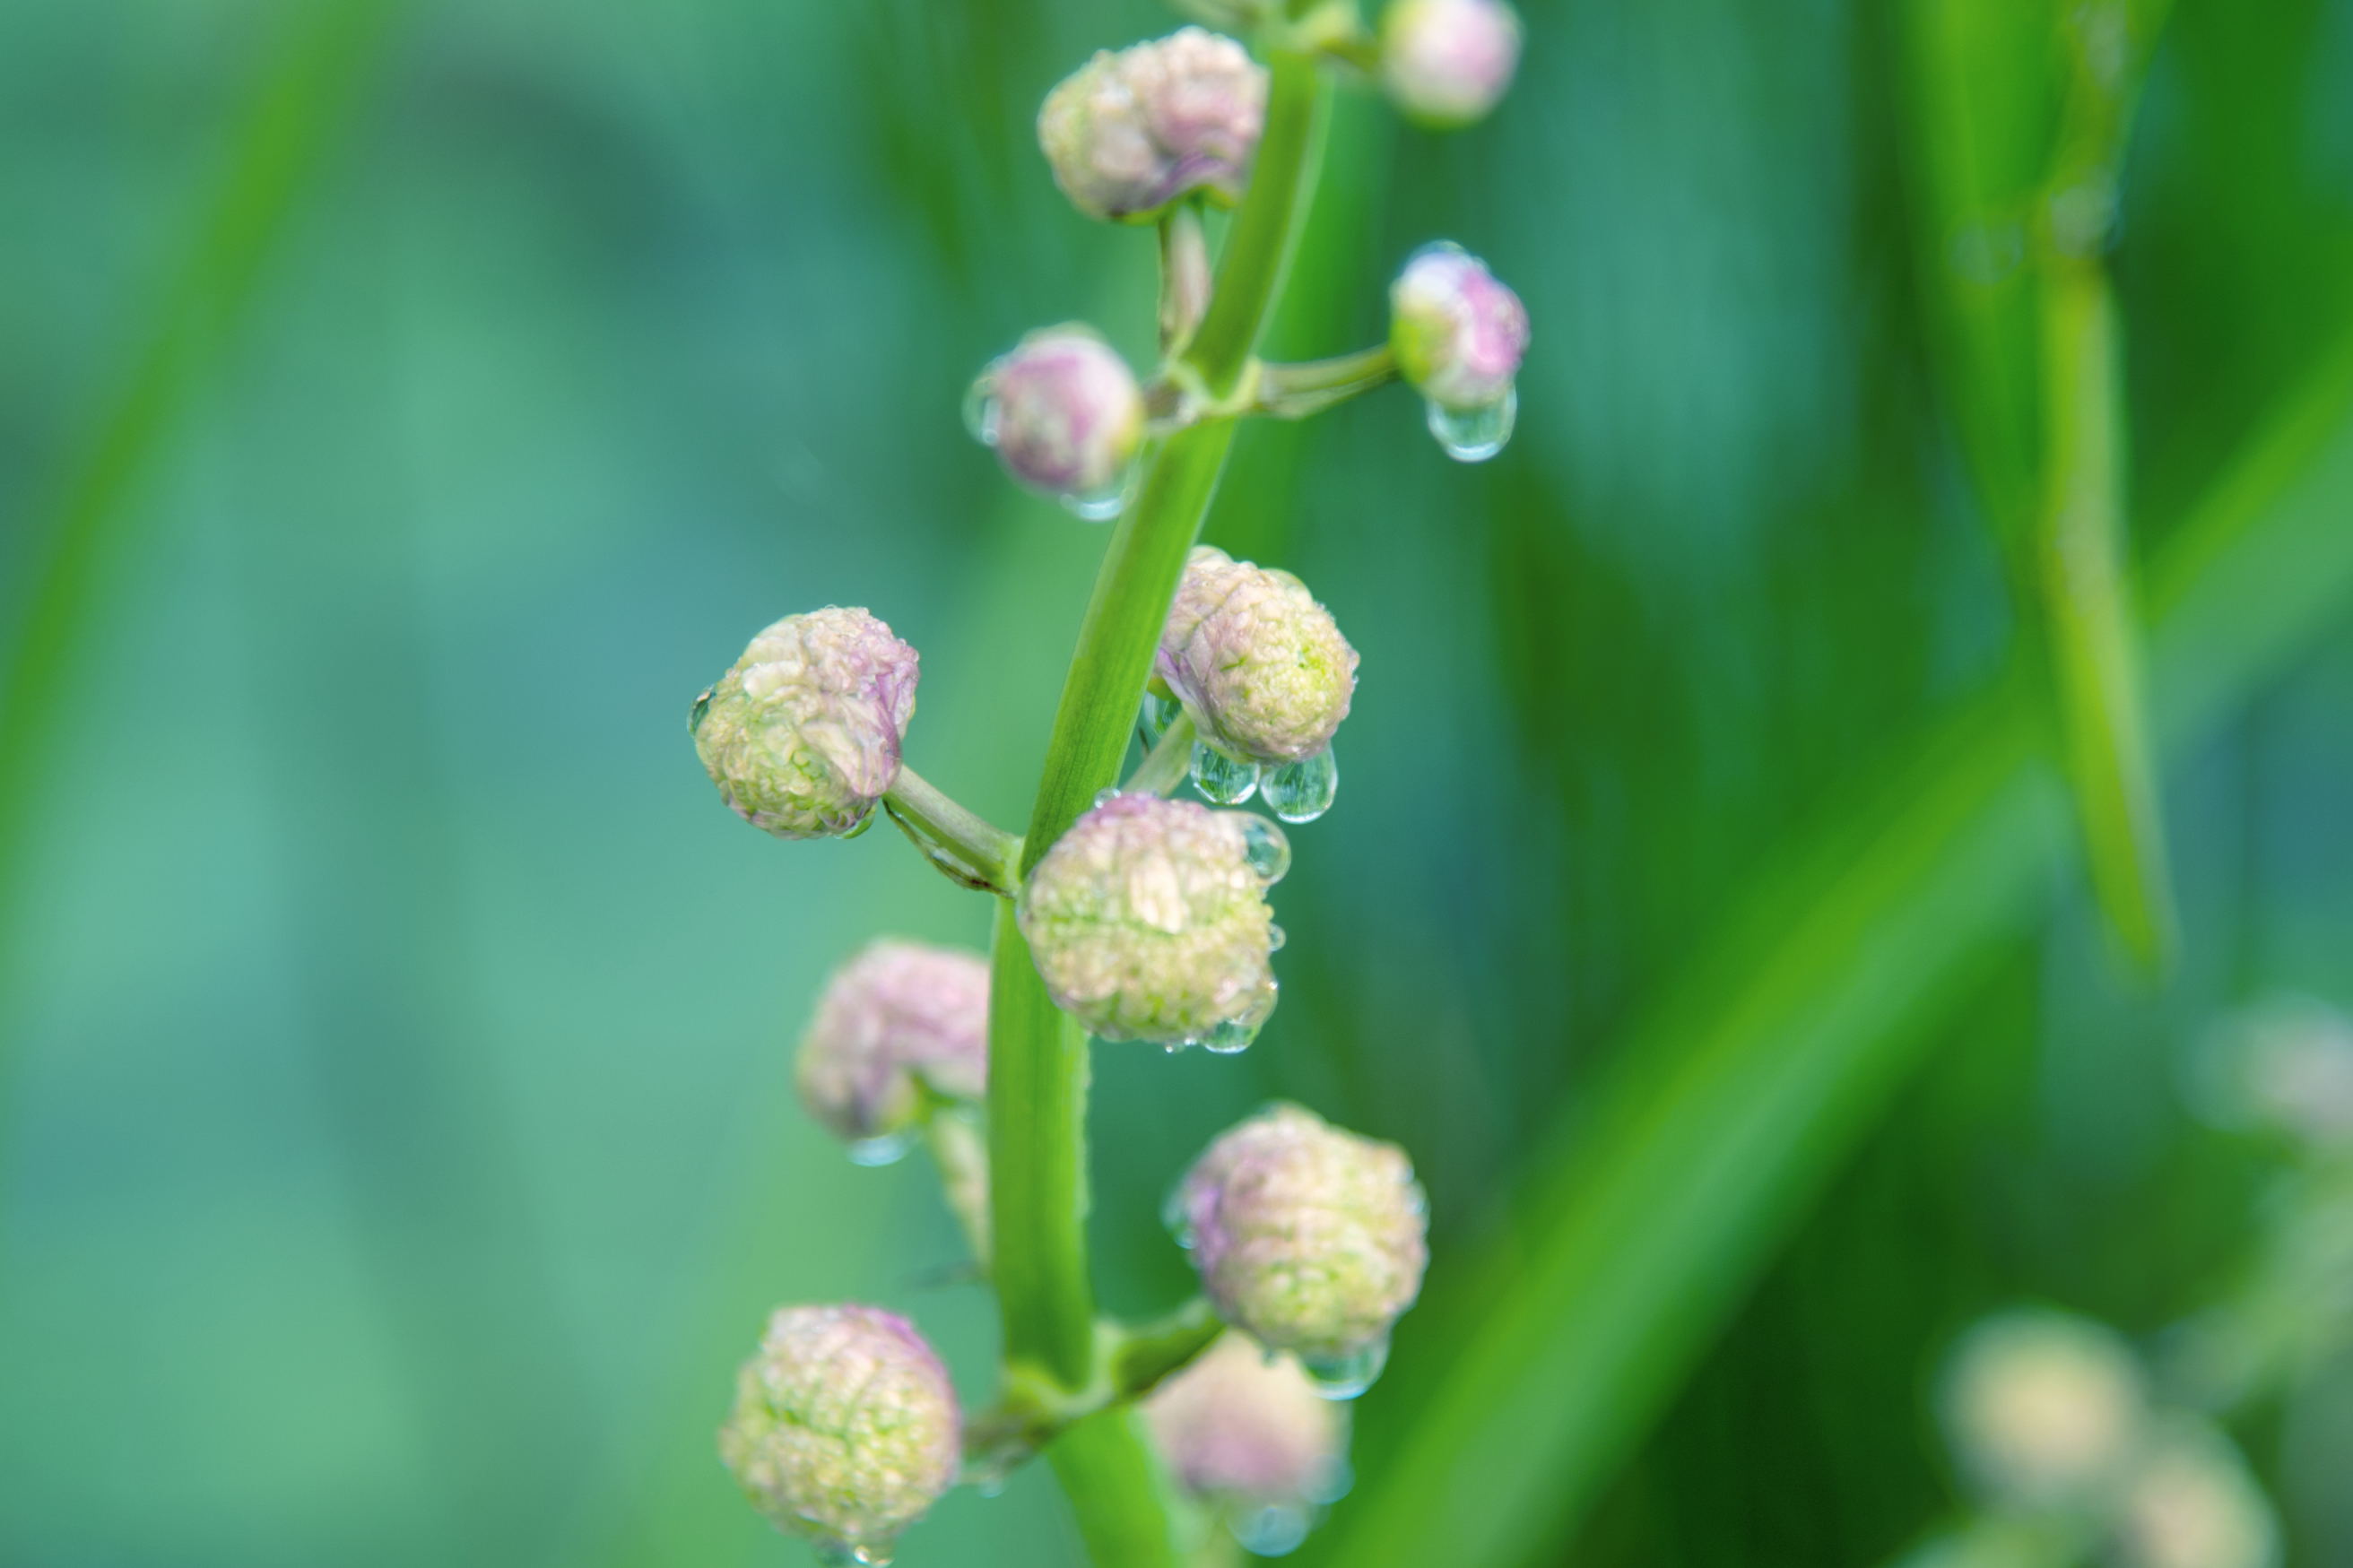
left=882, top=763, right=1020, bottom=894
left=1255, top=344, right=1396, bottom=419
left=1126, top=710, right=1200, bottom=796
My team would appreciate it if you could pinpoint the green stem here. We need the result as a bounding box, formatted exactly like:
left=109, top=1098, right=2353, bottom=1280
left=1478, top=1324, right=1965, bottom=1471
left=1127, top=710, right=1200, bottom=796
left=987, top=47, right=1331, bottom=1567
left=882, top=763, right=1020, bottom=895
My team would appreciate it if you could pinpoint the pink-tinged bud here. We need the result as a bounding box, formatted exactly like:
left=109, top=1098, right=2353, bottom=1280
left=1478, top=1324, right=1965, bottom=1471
left=2113, top=1421, right=2279, bottom=1568
left=1939, top=1310, right=2147, bottom=1510
left=796, top=940, right=989, bottom=1148
left=691, top=608, right=918, bottom=840
left=1389, top=243, right=1530, bottom=411
left=718, top=1304, right=960, bottom=1560
left=1017, top=793, right=1286, bottom=1049
left=970, top=326, right=1145, bottom=516
left=1159, top=546, right=1359, bottom=767
left=1038, top=30, right=1268, bottom=222
left=1380, top=0, right=1523, bottom=128
left=1145, top=1333, right=1347, bottom=1507
left=1173, top=1104, right=1428, bottom=1390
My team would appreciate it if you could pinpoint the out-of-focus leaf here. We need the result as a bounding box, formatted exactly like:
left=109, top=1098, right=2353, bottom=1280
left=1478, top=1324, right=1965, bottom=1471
left=1313, top=324, right=2353, bottom=1568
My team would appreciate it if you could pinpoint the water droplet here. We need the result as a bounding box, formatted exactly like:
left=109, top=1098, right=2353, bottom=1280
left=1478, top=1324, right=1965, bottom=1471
left=1231, top=1503, right=1312, bottom=1557
left=1061, top=461, right=1141, bottom=523
left=838, top=807, right=877, bottom=840
left=1299, top=1338, right=1389, bottom=1400
left=1191, top=741, right=1260, bottom=805
left=813, top=1540, right=889, bottom=1568
left=1305, top=1456, right=1354, bottom=1505
left=1426, top=389, right=1515, bottom=463
left=1261, top=749, right=1338, bottom=824
left=962, top=377, right=1002, bottom=446
left=688, top=688, right=713, bottom=734
left=1136, top=691, right=1182, bottom=748
left=1161, top=1178, right=1197, bottom=1248
left=1093, top=786, right=1123, bottom=809
left=847, top=1131, right=916, bottom=1168
left=1266, top=923, right=1286, bottom=952
left=1238, top=816, right=1291, bottom=883
left=1201, top=1015, right=1260, bottom=1054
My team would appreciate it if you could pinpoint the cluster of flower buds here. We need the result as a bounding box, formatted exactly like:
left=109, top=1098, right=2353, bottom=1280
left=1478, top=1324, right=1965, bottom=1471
left=1038, top=29, right=1268, bottom=222
left=1379, top=0, right=1524, bottom=128
left=692, top=608, right=919, bottom=839
left=967, top=326, right=1146, bottom=519
left=719, top=1304, right=961, bottom=1564
left=1933, top=1310, right=2280, bottom=1568
left=795, top=939, right=989, bottom=1162
left=1170, top=1103, right=1429, bottom=1394
left=1158, top=546, right=1358, bottom=822
left=1145, top=1332, right=1350, bottom=1555
left=1390, top=243, right=1530, bottom=461
left=1018, top=793, right=1289, bottom=1050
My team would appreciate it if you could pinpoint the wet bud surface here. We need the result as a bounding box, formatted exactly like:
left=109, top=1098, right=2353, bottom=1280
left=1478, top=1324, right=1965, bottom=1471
left=1038, top=29, right=1269, bottom=222
left=797, top=940, right=990, bottom=1150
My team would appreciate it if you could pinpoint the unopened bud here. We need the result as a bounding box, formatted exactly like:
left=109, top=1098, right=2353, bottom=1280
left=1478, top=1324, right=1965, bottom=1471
left=1380, top=0, right=1523, bottom=128
left=691, top=608, right=918, bottom=840
left=2193, top=994, right=2353, bottom=1150
left=969, top=327, right=1145, bottom=517
left=1159, top=547, right=1359, bottom=767
left=1145, top=1333, right=1347, bottom=1507
left=1017, top=793, right=1285, bottom=1048
left=2113, top=1421, right=2280, bottom=1568
left=1939, top=1310, right=2146, bottom=1510
left=1389, top=243, right=1529, bottom=412
left=1038, top=30, right=1268, bottom=223
left=1173, top=1104, right=1428, bottom=1389
left=718, top=1304, right=960, bottom=1560
left=796, top=940, right=989, bottom=1148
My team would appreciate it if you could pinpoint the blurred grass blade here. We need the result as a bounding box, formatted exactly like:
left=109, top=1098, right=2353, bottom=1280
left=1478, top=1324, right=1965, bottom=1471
left=1315, top=322, right=2353, bottom=1568
left=0, top=0, right=401, bottom=1062
left=2036, top=260, right=2175, bottom=968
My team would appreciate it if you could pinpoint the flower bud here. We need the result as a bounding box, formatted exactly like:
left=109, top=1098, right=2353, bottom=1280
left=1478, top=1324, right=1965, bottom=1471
left=1389, top=243, right=1530, bottom=412
left=796, top=940, right=989, bottom=1149
left=1159, top=546, right=1359, bottom=767
left=1379, top=0, right=1523, bottom=128
left=1017, top=793, right=1284, bottom=1048
left=970, top=327, right=1145, bottom=516
left=2113, top=1421, right=2279, bottom=1568
left=1939, top=1310, right=2147, bottom=1510
left=718, top=1304, right=960, bottom=1559
left=1145, top=1332, right=1347, bottom=1507
left=1038, top=29, right=1268, bottom=222
left=1173, top=1104, right=1428, bottom=1389
left=2193, top=994, right=2353, bottom=1150
left=691, top=608, right=918, bottom=840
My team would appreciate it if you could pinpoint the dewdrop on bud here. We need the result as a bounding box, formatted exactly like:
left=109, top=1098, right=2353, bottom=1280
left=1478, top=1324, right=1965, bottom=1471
left=1939, top=1310, right=2147, bottom=1511
left=795, top=940, right=989, bottom=1161
left=1390, top=243, right=1529, bottom=462
left=968, top=326, right=1145, bottom=520
left=1146, top=1333, right=1349, bottom=1555
left=1038, top=30, right=1268, bottom=223
left=690, top=608, right=918, bottom=840
left=1018, top=793, right=1284, bottom=1050
left=1380, top=0, right=1523, bottom=128
left=1172, top=1104, right=1428, bottom=1395
left=1159, top=548, right=1357, bottom=825
left=718, top=1305, right=960, bottom=1563
left=2112, top=1421, right=2280, bottom=1568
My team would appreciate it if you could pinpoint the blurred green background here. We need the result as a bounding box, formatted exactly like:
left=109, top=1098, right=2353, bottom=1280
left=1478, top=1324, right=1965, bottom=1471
left=4, top=0, right=2352, bottom=1564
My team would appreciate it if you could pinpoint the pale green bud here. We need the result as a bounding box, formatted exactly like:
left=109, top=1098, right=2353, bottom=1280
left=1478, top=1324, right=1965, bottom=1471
left=1017, top=793, right=1284, bottom=1047
left=690, top=608, right=918, bottom=840
left=796, top=940, right=989, bottom=1147
left=1380, top=0, right=1524, bottom=128
left=1173, top=1104, right=1428, bottom=1378
left=1159, top=546, right=1359, bottom=767
left=1038, top=30, right=1268, bottom=223
left=718, top=1304, right=960, bottom=1559
left=1939, top=1310, right=2147, bottom=1510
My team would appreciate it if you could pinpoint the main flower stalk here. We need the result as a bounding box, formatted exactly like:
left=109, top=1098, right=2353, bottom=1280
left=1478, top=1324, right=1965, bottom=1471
left=986, top=46, right=1331, bottom=1561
